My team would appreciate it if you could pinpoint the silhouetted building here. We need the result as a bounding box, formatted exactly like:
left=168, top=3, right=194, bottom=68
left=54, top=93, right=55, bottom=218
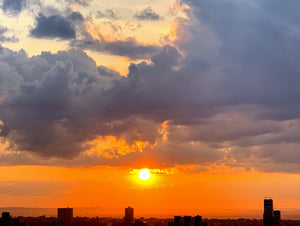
left=194, top=215, right=202, bottom=226
left=263, top=198, right=281, bottom=226
left=57, top=208, right=73, bottom=225
left=124, top=207, right=134, bottom=226
left=1, top=213, right=10, bottom=220
left=0, top=212, right=24, bottom=226
left=174, top=216, right=181, bottom=226
left=1, top=212, right=11, bottom=226
left=202, top=223, right=207, bottom=226
left=264, top=199, right=273, bottom=226
left=183, top=216, right=191, bottom=226
left=273, top=210, right=280, bottom=226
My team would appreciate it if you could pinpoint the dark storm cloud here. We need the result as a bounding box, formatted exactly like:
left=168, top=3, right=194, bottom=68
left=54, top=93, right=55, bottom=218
left=71, top=38, right=161, bottom=60
left=30, top=14, right=76, bottom=39
left=3, top=0, right=300, bottom=172
left=134, top=7, right=162, bottom=21
left=178, top=0, right=300, bottom=116
left=0, top=47, right=127, bottom=158
left=2, top=0, right=26, bottom=14
left=0, top=45, right=215, bottom=161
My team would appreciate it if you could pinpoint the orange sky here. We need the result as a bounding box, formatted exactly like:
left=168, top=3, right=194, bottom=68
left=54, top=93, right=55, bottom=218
left=1, top=165, right=300, bottom=218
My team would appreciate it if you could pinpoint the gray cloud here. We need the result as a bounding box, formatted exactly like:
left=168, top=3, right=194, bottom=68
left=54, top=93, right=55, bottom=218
left=134, top=7, right=162, bottom=21
left=63, top=11, right=159, bottom=59
left=68, top=11, right=84, bottom=21
left=0, top=25, right=18, bottom=43
left=57, top=0, right=92, bottom=7
left=71, top=38, right=161, bottom=60
left=2, top=0, right=300, bottom=172
left=2, top=0, right=26, bottom=15
left=0, top=48, right=124, bottom=158
left=30, top=14, right=76, bottom=39
left=96, top=9, right=119, bottom=19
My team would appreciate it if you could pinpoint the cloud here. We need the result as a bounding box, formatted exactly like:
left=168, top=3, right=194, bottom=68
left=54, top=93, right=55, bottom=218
left=0, top=47, right=124, bottom=158
left=30, top=14, right=76, bottom=39
left=96, top=9, right=119, bottom=19
left=68, top=11, right=84, bottom=21
left=70, top=38, right=161, bottom=60
left=57, top=0, right=92, bottom=7
left=2, top=0, right=26, bottom=15
left=59, top=11, right=160, bottom=59
left=3, top=0, right=300, bottom=173
left=134, top=7, right=162, bottom=21
left=0, top=25, right=18, bottom=43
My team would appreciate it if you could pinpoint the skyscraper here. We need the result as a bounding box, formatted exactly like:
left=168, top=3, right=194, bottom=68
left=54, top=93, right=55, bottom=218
left=264, top=199, right=273, bottom=226
left=57, top=208, right=73, bottom=225
left=124, top=207, right=134, bottom=226
left=273, top=210, right=281, bottom=226
left=263, top=198, right=281, bottom=226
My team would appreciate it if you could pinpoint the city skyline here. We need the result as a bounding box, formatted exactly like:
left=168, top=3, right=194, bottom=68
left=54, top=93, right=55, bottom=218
left=1, top=199, right=299, bottom=226
left=0, top=198, right=294, bottom=220
left=1, top=0, right=300, bottom=218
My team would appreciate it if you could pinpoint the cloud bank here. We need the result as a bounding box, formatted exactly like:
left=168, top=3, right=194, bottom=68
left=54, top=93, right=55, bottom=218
left=1, top=0, right=300, bottom=172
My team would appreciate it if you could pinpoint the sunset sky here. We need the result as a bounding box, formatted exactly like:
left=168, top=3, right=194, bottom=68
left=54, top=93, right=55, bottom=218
left=1, top=0, right=300, bottom=218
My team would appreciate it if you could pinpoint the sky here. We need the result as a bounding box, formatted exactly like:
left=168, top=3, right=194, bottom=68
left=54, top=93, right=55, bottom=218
left=1, top=0, right=300, bottom=218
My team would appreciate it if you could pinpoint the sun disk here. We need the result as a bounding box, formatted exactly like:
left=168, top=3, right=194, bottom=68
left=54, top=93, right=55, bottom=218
left=138, top=168, right=151, bottom=181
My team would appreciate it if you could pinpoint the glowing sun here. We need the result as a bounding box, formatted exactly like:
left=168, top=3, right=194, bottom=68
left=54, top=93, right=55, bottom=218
left=138, top=169, right=151, bottom=181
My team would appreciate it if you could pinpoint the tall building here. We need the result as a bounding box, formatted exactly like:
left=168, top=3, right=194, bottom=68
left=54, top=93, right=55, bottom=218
left=264, top=199, right=273, bottom=226
left=273, top=210, right=281, bottom=226
left=263, top=198, right=281, bottom=226
left=124, top=207, right=134, bottom=226
left=57, top=208, right=73, bottom=225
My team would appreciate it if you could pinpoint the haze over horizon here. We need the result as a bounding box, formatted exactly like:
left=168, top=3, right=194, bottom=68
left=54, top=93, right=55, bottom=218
left=1, top=0, right=300, bottom=218
left=0, top=206, right=299, bottom=219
